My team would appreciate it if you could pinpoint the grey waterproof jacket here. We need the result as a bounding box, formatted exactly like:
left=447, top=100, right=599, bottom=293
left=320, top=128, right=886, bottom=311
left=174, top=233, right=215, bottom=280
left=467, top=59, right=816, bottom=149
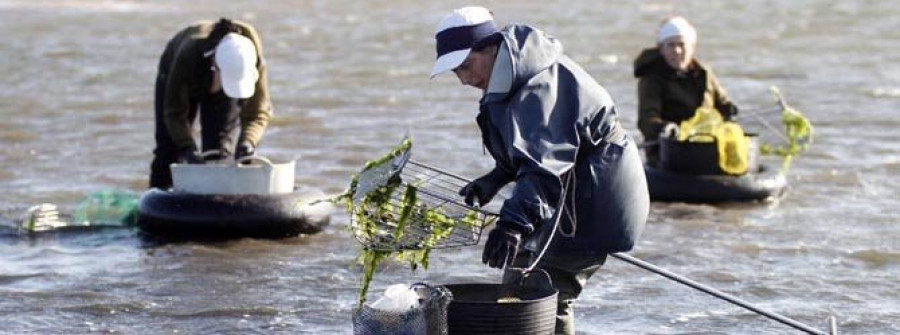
left=478, top=25, right=649, bottom=254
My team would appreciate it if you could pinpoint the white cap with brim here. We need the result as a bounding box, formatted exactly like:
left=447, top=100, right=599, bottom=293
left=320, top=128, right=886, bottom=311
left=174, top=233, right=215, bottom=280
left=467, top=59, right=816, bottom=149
left=430, top=6, right=497, bottom=78
left=431, top=49, right=471, bottom=78
left=657, top=16, right=697, bottom=45
left=215, top=33, right=259, bottom=99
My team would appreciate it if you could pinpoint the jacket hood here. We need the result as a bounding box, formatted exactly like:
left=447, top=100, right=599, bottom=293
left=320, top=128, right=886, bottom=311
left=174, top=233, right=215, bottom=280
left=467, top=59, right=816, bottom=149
left=493, top=25, right=563, bottom=97
left=633, top=48, right=667, bottom=78
left=633, top=47, right=706, bottom=78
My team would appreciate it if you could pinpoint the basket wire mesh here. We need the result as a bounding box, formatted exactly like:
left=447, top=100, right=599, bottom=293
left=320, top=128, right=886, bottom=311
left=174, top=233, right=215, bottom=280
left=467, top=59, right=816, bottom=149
left=350, top=153, right=494, bottom=251
left=739, top=87, right=813, bottom=152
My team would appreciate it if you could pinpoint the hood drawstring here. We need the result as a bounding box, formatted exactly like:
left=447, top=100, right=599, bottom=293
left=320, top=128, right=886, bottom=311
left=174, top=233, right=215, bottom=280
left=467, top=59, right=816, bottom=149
left=523, top=145, right=580, bottom=272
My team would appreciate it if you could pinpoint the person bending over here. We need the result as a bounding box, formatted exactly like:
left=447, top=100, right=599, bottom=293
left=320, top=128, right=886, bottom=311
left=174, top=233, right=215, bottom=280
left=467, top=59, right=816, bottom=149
left=430, top=7, right=649, bottom=334
left=150, top=18, right=272, bottom=189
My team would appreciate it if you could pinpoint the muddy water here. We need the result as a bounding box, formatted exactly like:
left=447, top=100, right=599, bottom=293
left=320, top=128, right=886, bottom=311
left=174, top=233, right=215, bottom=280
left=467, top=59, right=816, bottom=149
left=0, top=1, right=897, bottom=334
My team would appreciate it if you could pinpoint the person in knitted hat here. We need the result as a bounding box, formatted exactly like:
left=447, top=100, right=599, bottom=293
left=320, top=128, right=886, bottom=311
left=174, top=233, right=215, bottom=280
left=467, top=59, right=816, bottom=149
left=431, top=7, right=649, bottom=334
left=149, top=18, right=273, bottom=189
left=634, top=16, right=739, bottom=166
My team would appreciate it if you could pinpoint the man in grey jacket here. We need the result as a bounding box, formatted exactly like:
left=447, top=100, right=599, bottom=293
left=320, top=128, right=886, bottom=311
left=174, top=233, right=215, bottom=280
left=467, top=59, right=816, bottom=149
left=430, top=7, right=650, bottom=334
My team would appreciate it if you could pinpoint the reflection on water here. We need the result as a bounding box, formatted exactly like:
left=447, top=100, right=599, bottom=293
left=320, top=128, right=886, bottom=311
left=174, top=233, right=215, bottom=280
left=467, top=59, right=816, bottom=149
left=0, top=0, right=898, bottom=334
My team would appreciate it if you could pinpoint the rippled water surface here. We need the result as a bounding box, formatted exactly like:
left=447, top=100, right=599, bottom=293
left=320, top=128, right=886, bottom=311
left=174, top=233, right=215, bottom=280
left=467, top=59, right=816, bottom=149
left=1, top=0, right=898, bottom=334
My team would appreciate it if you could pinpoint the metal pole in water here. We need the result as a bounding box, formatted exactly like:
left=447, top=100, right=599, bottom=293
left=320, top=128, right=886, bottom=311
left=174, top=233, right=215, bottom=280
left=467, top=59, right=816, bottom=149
left=611, top=253, right=833, bottom=335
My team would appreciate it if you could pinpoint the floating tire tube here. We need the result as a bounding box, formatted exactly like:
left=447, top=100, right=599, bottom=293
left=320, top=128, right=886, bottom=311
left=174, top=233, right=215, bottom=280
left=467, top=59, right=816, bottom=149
left=136, top=187, right=333, bottom=238
left=645, top=163, right=787, bottom=203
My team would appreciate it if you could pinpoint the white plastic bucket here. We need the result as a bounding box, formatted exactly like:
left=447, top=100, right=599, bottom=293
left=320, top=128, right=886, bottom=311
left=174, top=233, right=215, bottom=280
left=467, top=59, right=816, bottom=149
left=170, top=156, right=295, bottom=195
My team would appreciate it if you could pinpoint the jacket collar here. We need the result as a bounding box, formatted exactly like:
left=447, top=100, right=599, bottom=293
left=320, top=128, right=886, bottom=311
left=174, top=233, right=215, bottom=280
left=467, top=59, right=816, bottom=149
left=481, top=24, right=562, bottom=104
left=486, top=40, right=513, bottom=96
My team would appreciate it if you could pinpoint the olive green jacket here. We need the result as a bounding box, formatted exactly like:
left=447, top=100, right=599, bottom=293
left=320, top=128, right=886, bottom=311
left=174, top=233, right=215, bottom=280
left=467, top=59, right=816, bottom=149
left=633, top=48, right=737, bottom=142
left=159, top=20, right=272, bottom=152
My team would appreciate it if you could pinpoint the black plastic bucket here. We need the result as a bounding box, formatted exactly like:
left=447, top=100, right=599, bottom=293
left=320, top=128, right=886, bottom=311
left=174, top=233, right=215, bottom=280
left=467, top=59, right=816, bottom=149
left=443, top=271, right=558, bottom=335
left=659, top=134, right=760, bottom=176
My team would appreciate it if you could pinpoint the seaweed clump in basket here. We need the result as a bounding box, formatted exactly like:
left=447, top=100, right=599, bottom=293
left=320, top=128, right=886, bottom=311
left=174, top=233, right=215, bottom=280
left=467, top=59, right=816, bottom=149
left=331, top=138, right=488, bottom=305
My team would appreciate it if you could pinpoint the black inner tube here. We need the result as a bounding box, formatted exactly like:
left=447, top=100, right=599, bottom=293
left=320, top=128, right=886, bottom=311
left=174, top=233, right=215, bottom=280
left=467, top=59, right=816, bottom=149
left=136, top=189, right=331, bottom=239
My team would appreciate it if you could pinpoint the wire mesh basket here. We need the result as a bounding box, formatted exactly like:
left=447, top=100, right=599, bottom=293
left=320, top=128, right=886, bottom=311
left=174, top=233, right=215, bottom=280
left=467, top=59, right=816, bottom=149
left=349, top=154, right=495, bottom=252
left=738, top=86, right=814, bottom=153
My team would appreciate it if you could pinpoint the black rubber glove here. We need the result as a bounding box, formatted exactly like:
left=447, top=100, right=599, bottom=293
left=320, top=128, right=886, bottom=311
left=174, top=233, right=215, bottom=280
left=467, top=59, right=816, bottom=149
left=481, top=224, right=521, bottom=269
left=177, top=148, right=204, bottom=164
left=458, top=168, right=509, bottom=207
left=235, top=141, right=255, bottom=159
left=722, top=104, right=739, bottom=121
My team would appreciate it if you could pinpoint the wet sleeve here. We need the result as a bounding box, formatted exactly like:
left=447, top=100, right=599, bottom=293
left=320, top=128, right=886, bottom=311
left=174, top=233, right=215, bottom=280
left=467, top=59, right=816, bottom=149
left=637, top=76, right=667, bottom=141
left=162, top=44, right=198, bottom=152
left=237, top=24, right=273, bottom=147
left=708, top=69, right=739, bottom=120
left=495, top=88, right=579, bottom=235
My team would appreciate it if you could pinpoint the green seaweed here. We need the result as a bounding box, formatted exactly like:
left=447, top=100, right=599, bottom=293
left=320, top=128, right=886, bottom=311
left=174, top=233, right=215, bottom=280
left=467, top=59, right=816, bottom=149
left=357, top=250, right=390, bottom=305
left=760, top=86, right=815, bottom=173
left=392, top=184, right=418, bottom=241
left=325, top=137, right=491, bottom=306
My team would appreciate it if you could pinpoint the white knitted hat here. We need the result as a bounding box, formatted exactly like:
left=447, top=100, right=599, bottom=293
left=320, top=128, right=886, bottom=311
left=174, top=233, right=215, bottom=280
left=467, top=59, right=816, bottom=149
left=657, top=16, right=697, bottom=44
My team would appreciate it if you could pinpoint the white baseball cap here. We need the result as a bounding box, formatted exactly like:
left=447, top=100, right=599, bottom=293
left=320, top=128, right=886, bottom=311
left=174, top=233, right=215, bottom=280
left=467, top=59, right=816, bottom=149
left=657, top=16, right=697, bottom=44
left=430, top=6, right=497, bottom=78
left=215, top=33, right=259, bottom=98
